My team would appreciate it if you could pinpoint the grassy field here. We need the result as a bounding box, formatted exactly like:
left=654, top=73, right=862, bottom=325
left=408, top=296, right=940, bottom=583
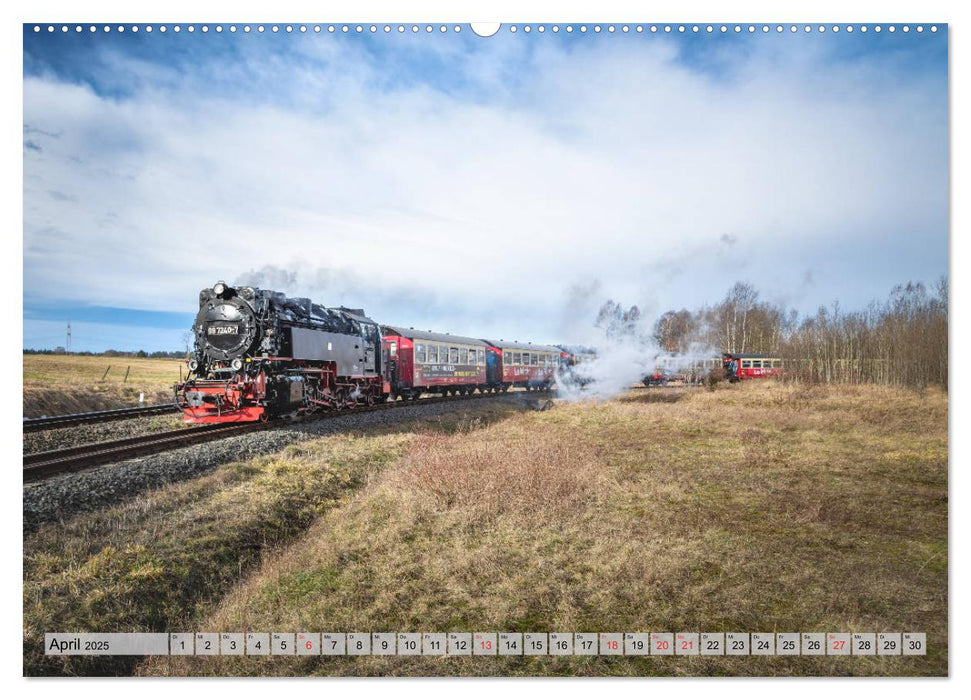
left=23, top=382, right=947, bottom=676
left=22, top=354, right=185, bottom=417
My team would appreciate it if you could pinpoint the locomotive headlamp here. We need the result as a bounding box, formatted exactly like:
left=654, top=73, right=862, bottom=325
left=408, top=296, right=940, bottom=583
left=188, top=360, right=199, bottom=371
left=213, top=282, right=226, bottom=296
left=232, top=358, right=244, bottom=370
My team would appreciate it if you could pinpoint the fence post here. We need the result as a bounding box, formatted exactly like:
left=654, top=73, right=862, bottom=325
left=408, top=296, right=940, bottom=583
left=124, top=366, right=131, bottom=383
left=101, top=365, right=111, bottom=380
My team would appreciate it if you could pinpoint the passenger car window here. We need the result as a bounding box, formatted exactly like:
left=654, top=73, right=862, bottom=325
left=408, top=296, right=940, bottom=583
left=428, top=345, right=438, bottom=363
left=415, top=343, right=426, bottom=363
left=450, top=347, right=459, bottom=364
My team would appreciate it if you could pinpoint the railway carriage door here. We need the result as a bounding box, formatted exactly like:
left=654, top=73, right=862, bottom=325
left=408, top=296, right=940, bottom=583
left=486, top=348, right=500, bottom=385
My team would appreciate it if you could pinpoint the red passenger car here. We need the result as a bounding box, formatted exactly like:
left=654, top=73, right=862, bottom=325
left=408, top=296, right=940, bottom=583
left=381, top=327, right=489, bottom=399
left=722, top=353, right=784, bottom=382
left=483, top=340, right=561, bottom=390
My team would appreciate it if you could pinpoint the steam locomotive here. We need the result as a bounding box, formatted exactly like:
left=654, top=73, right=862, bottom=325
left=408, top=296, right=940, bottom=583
left=177, top=282, right=569, bottom=423
left=178, top=282, right=386, bottom=422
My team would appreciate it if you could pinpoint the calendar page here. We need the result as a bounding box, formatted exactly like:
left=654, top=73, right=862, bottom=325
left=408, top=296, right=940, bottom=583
left=21, top=2, right=948, bottom=680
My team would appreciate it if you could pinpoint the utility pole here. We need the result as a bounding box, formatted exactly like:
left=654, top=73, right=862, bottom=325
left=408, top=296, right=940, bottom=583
left=66, top=321, right=72, bottom=352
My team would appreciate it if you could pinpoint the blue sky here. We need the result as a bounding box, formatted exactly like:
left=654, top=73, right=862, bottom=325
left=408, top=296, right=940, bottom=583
left=23, top=23, right=948, bottom=351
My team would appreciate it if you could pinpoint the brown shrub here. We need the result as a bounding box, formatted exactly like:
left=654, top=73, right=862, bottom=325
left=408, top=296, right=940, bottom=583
left=391, top=429, right=603, bottom=523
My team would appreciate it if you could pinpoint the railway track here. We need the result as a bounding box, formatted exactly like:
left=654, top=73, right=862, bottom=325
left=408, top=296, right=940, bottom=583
left=23, top=390, right=550, bottom=483
left=22, top=403, right=181, bottom=432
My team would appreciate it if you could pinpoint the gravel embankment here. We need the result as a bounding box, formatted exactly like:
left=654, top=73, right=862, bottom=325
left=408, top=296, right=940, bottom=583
left=23, top=414, right=187, bottom=454
left=23, top=395, right=541, bottom=530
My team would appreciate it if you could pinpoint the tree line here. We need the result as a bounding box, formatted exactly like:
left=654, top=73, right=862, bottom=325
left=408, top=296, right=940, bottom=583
left=651, top=278, right=948, bottom=390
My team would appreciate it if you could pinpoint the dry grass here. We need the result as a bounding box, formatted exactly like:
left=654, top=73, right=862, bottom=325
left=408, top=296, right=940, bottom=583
left=23, top=355, right=184, bottom=417
left=23, top=401, right=524, bottom=676
left=139, top=381, right=946, bottom=677
left=391, top=426, right=603, bottom=524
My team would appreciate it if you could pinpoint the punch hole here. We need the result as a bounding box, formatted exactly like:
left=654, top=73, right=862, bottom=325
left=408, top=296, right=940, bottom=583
left=469, top=22, right=502, bottom=37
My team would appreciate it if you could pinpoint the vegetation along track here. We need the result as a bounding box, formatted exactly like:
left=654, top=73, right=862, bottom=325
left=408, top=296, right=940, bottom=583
left=22, top=390, right=550, bottom=483
left=22, top=403, right=181, bottom=432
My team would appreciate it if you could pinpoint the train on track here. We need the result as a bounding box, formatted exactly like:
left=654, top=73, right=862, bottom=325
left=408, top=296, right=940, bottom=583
left=176, top=281, right=785, bottom=423
left=721, top=353, right=784, bottom=383
left=641, top=353, right=785, bottom=386
left=177, top=282, right=578, bottom=423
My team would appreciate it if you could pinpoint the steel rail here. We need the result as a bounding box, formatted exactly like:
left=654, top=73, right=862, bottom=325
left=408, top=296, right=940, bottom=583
left=23, top=389, right=550, bottom=483
left=23, top=404, right=181, bottom=433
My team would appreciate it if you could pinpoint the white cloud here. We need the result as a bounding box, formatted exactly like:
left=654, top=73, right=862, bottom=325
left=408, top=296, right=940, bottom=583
left=23, top=33, right=947, bottom=345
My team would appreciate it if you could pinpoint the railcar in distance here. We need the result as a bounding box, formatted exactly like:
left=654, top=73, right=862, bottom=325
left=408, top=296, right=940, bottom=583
left=722, top=353, right=784, bottom=382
